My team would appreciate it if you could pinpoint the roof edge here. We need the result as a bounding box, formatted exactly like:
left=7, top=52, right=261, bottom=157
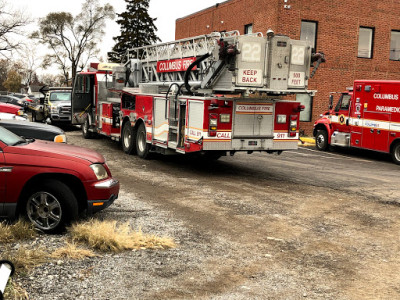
left=176, top=0, right=233, bottom=21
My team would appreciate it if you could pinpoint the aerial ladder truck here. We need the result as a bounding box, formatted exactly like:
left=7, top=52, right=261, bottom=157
left=71, top=30, right=325, bottom=159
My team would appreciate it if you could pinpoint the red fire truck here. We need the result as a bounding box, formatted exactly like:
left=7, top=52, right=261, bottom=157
left=72, top=30, right=324, bottom=159
left=314, top=80, right=400, bottom=164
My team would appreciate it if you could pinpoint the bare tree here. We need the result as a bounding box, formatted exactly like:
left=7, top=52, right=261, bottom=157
left=0, top=0, right=27, bottom=56
left=32, top=0, right=114, bottom=86
left=40, top=73, right=65, bottom=87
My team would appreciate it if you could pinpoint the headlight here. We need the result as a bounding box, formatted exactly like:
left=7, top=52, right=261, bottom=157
left=51, top=106, right=58, bottom=113
left=90, top=164, right=109, bottom=180
left=17, top=110, right=24, bottom=116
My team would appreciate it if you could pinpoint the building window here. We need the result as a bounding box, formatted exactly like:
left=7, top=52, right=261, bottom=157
left=358, top=27, right=374, bottom=58
left=390, top=30, right=400, bottom=61
left=300, top=21, right=317, bottom=52
left=244, top=24, right=253, bottom=35
left=296, top=94, right=313, bottom=122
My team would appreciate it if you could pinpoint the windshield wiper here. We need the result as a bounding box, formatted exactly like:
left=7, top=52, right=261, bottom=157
left=12, top=140, right=27, bottom=146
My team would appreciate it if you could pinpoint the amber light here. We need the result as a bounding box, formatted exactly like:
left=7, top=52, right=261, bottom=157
left=53, top=135, right=67, bottom=143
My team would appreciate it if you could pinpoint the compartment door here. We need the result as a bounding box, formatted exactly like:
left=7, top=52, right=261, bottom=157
left=153, top=97, right=168, bottom=143
left=233, top=102, right=274, bottom=138
left=186, top=100, right=204, bottom=142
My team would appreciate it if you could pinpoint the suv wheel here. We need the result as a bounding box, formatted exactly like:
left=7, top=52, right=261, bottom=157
left=25, top=180, right=79, bottom=233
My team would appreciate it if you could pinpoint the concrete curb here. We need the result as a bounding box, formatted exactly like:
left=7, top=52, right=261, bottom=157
left=298, top=136, right=315, bottom=147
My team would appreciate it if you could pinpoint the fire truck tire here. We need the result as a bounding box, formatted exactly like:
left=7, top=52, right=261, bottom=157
left=391, top=142, right=400, bottom=165
left=136, top=123, right=151, bottom=159
left=82, top=118, right=94, bottom=139
left=315, top=130, right=328, bottom=151
left=122, top=121, right=137, bottom=155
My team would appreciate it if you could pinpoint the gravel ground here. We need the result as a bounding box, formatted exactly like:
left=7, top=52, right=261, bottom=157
left=4, top=128, right=400, bottom=299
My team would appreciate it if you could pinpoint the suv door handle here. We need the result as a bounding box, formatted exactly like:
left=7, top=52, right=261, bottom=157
left=0, top=167, right=13, bottom=173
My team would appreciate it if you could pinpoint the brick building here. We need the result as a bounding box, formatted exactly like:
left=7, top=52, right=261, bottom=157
left=175, top=0, right=400, bottom=134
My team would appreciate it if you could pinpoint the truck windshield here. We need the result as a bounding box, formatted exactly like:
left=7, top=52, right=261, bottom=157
left=0, top=126, right=26, bottom=146
left=50, top=92, right=71, bottom=102
left=335, top=94, right=351, bottom=111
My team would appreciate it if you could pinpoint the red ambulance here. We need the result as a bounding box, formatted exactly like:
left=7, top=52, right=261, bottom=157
left=314, top=80, right=400, bottom=164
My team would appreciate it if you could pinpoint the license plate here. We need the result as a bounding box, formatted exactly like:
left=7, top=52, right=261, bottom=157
left=248, top=141, right=257, bottom=146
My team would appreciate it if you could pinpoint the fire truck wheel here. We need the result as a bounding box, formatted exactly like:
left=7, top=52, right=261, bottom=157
left=82, top=118, right=93, bottom=139
left=315, top=130, right=328, bottom=151
left=391, top=142, right=400, bottom=165
left=136, top=123, right=151, bottom=159
left=122, top=121, right=137, bottom=154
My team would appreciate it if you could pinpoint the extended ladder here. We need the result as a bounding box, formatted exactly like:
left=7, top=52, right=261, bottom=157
left=124, top=31, right=241, bottom=86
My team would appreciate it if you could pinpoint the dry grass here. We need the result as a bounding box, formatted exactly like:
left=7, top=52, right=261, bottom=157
left=69, top=219, right=176, bottom=253
left=0, top=220, right=36, bottom=243
left=3, top=279, right=29, bottom=300
left=51, top=242, right=98, bottom=260
left=3, top=247, right=47, bottom=273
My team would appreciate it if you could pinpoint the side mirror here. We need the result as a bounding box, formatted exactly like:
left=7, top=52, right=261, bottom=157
left=329, top=95, right=333, bottom=110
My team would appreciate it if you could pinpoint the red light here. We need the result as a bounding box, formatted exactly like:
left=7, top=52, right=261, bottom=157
left=210, top=113, right=218, bottom=119
left=289, top=132, right=296, bottom=137
left=290, top=115, right=298, bottom=121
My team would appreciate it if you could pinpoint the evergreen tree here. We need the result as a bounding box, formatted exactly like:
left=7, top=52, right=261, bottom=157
left=109, top=0, right=160, bottom=62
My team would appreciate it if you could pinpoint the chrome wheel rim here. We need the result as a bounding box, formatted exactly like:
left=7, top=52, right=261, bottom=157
left=317, top=134, right=325, bottom=148
left=395, top=145, right=400, bottom=162
left=26, top=192, right=62, bottom=231
left=123, top=126, right=131, bottom=148
left=138, top=130, right=146, bottom=153
left=83, top=120, right=88, bottom=134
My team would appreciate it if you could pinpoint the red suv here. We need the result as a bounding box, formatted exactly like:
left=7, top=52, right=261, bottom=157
left=0, top=126, right=119, bottom=233
left=0, top=103, right=25, bottom=116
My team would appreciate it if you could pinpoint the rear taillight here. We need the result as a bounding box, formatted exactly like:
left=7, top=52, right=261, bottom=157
left=289, top=115, right=298, bottom=137
left=209, top=113, right=218, bottom=137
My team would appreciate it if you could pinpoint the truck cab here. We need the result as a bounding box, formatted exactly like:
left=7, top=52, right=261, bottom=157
left=313, top=90, right=353, bottom=150
left=32, top=87, right=72, bottom=124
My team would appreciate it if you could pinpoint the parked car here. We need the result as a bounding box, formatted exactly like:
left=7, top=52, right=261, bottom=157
left=0, top=119, right=67, bottom=143
left=0, top=95, right=29, bottom=110
left=0, top=127, right=119, bottom=233
left=9, top=93, right=34, bottom=103
left=0, top=112, right=27, bottom=121
left=0, top=103, right=26, bottom=117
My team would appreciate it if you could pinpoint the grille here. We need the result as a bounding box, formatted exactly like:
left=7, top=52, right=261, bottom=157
left=60, top=106, right=71, bottom=114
